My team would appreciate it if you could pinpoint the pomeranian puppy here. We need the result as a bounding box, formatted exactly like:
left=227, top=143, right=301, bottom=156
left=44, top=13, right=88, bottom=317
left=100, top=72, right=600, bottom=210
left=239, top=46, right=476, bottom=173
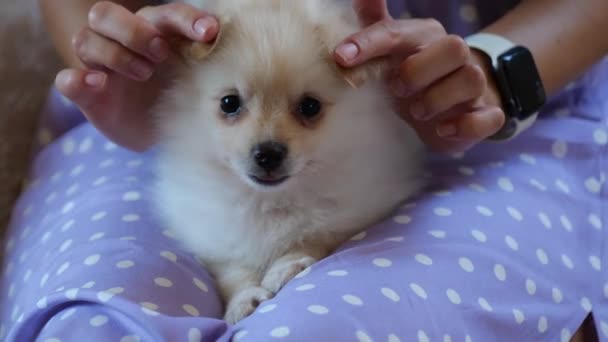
left=154, top=0, right=424, bottom=323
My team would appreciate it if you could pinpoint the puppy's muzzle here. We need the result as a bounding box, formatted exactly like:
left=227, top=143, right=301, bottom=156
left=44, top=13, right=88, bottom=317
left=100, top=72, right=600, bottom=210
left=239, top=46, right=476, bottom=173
left=249, top=141, right=290, bottom=187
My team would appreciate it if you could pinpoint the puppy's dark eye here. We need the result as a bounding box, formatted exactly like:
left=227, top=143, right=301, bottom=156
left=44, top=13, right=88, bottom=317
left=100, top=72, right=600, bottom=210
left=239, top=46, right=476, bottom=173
left=298, top=96, right=322, bottom=119
left=220, top=95, right=242, bottom=116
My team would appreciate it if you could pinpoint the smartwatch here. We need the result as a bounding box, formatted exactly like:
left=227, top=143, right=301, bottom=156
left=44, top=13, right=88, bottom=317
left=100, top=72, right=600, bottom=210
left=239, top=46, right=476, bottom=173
left=465, top=33, right=546, bottom=140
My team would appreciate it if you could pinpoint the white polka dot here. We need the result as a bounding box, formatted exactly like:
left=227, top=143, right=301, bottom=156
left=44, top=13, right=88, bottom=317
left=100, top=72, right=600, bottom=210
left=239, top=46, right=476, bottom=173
left=538, top=212, right=552, bottom=229
left=116, top=260, right=135, bottom=269
left=40, top=273, right=50, bottom=288
left=386, top=236, right=405, bottom=242
left=604, top=283, right=608, bottom=299
left=99, top=159, right=115, bottom=168
left=393, top=215, right=412, bottom=224
left=588, top=214, right=603, bottom=230
left=507, top=207, right=523, bottom=221
left=141, top=302, right=160, bottom=316
left=258, top=304, right=276, bottom=313
left=82, top=281, right=95, bottom=289
left=159, top=251, right=177, bottom=262
left=307, top=305, right=329, bottom=314
left=434, top=190, right=452, bottom=197
left=127, top=159, right=143, bottom=168
left=327, top=270, right=348, bottom=276
left=526, top=279, right=537, bottom=295
left=520, top=154, right=536, bottom=165
left=459, top=257, right=474, bottom=272
left=561, top=329, right=572, bottom=342
left=478, top=297, right=493, bottom=312
left=581, top=297, right=592, bottom=312
left=120, top=236, right=137, bottom=241
left=355, top=331, right=372, bottom=342
left=62, top=201, right=75, bottom=214
left=388, top=334, right=401, bottom=342
left=270, top=326, right=290, bottom=338
left=78, top=137, right=93, bottom=153
left=59, top=239, right=73, bottom=252
left=429, top=230, right=447, bottom=239
left=60, top=220, right=75, bottom=232
left=193, top=278, right=209, bottom=292
left=105, top=142, right=117, bottom=151
left=45, top=192, right=58, bottom=204
left=537, top=316, right=548, bottom=333
left=594, top=129, right=608, bottom=145
left=182, top=304, right=200, bottom=316
left=560, top=215, right=573, bottom=232
left=70, top=164, right=85, bottom=176
left=529, top=179, right=548, bottom=191
left=188, top=328, right=202, bottom=342
left=97, top=287, right=124, bottom=302
left=65, top=184, right=79, bottom=196
left=590, top=256, right=602, bottom=271
left=90, top=315, right=109, bottom=327
left=601, top=321, right=608, bottom=338
left=89, top=232, right=105, bottom=241
left=57, top=262, right=70, bottom=275
left=434, top=207, right=453, bottom=217
left=91, top=211, right=106, bottom=221
left=513, top=309, right=525, bottom=324
left=505, top=235, right=519, bottom=251
left=409, top=283, right=428, bottom=299
left=351, top=232, right=367, bottom=241
left=120, top=335, right=141, bottom=342
left=415, top=254, right=433, bottom=266
left=552, top=141, right=568, bottom=158
left=459, top=3, right=478, bottom=22
left=23, top=269, right=32, bottom=282
left=343, top=294, right=363, bottom=305
left=122, top=214, right=140, bottom=222
left=296, top=283, right=316, bottom=291
left=469, top=183, right=486, bottom=192
left=233, top=330, right=248, bottom=341
left=559, top=254, right=574, bottom=270
left=471, top=230, right=487, bottom=243
left=498, top=177, right=514, bottom=192
left=555, top=179, right=570, bottom=193
left=154, top=277, right=173, bottom=288
left=381, top=287, right=400, bottom=302
left=45, top=339, right=61, bottom=342
left=417, top=330, right=430, bottom=342
left=36, top=296, right=48, bottom=309
left=122, top=191, right=141, bottom=202
left=476, top=206, right=493, bottom=217
left=62, top=138, right=76, bottom=155
left=295, top=266, right=311, bottom=279
left=84, top=254, right=101, bottom=266
left=373, top=258, right=392, bottom=267
left=536, top=249, right=549, bottom=265
left=60, top=308, right=77, bottom=320
left=93, top=176, right=108, bottom=186
left=494, top=264, right=507, bottom=281
left=552, top=288, right=563, bottom=303
left=459, top=166, right=475, bottom=176
left=446, top=288, right=462, bottom=304
left=585, top=177, right=602, bottom=194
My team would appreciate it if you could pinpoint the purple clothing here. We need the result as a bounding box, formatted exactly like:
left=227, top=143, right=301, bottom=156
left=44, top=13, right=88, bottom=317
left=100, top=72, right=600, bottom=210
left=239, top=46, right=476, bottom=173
left=2, top=1, right=608, bottom=341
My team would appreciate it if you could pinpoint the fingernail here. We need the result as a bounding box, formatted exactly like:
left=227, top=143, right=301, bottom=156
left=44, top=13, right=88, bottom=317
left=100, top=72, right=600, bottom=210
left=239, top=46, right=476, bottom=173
left=148, top=37, right=169, bottom=62
left=437, top=122, right=458, bottom=137
left=410, top=101, right=426, bottom=121
left=129, top=60, right=153, bottom=80
left=390, top=79, right=409, bottom=97
left=336, top=43, right=359, bottom=62
left=84, top=72, right=106, bottom=88
left=194, top=17, right=216, bottom=38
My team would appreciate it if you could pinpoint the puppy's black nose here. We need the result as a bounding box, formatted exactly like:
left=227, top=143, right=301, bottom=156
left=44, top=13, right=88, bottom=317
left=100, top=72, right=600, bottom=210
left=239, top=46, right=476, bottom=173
left=252, top=141, right=288, bottom=172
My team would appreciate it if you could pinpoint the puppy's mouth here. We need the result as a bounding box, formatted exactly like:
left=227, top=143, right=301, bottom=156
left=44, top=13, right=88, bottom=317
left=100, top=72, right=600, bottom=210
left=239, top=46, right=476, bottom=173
left=248, top=174, right=291, bottom=187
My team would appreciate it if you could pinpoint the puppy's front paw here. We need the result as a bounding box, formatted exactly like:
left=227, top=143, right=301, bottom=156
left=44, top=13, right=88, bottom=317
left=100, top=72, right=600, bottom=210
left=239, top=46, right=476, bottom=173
left=262, top=255, right=316, bottom=293
left=224, top=286, right=273, bottom=324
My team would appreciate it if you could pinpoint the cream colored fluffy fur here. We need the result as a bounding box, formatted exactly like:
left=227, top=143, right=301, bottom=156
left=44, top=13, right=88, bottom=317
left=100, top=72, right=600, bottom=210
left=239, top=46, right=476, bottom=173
left=154, top=0, right=423, bottom=323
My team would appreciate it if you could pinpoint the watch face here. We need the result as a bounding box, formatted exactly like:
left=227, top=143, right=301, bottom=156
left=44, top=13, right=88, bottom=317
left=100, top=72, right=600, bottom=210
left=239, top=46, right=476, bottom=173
left=498, top=46, right=546, bottom=119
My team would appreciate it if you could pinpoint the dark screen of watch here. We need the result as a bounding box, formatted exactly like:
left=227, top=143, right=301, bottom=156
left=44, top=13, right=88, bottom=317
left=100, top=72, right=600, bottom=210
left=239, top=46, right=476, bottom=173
left=498, top=47, right=546, bottom=120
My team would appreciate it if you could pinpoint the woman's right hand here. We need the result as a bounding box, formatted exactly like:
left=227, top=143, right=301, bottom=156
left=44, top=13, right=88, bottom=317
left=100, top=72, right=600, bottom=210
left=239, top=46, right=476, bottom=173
left=55, top=1, right=219, bottom=151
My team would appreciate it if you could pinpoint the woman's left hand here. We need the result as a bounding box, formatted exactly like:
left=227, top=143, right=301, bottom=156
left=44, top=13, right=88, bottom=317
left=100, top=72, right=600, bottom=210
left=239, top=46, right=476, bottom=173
left=337, top=0, right=505, bottom=153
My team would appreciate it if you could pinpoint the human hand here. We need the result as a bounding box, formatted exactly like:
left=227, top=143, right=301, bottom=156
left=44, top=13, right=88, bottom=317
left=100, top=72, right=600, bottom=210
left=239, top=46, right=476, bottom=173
left=337, top=0, right=505, bottom=153
left=55, top=1, right=219, bottom=151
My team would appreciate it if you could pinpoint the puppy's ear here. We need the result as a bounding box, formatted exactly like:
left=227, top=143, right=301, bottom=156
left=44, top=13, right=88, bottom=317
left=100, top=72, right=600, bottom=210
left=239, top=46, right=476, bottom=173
left=178, top=16, right=232, bottom=64
left=337, top=57, right=389, bottom=89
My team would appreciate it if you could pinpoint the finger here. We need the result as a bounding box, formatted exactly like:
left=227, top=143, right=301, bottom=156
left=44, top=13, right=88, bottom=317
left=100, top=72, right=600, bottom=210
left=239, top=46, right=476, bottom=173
left=435, top=106, right=505, bottom=141
left=409, top=64, right=486, bottom=121
left=393, top=35, right=470, bottom=97
left=73, top=28, right=154, bottom=81
left=335, top=18, right=446, bottom=67
left=88, top=1, right=169, bottom=62
left=55, top=69, right=107, bottom=112
left=353, top=0, right=391, bottom=26
left=137, top=2, right=219, bottom=42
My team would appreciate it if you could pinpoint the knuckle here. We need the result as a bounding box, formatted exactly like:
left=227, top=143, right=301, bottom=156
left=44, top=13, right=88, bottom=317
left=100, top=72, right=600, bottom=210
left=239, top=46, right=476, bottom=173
left=71, top=28, right=88, bottom=52
left=88, top=1, right=113, bottom=28
left=124, top=22, right=144, bottom=49
left=423, top=18, right=446, bottom=35
left=135, top=5, right=154, bottom=18
left=108, top=47, right=129, bottom=69
left=445, top=35, right=469, bottom=62
left=378, top=19, right=403, bottom=46
left=463, top=65, right=486, bottom=95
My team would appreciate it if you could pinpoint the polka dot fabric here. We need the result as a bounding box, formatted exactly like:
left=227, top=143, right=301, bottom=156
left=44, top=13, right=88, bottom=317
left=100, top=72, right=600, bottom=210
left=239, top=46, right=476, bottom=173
left=3, top=2, right=608, bottom=341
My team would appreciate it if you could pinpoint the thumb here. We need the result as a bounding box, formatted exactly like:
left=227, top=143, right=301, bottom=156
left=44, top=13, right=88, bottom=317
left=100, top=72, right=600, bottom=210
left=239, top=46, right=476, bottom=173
left=353, top=0, right=391, bottom=26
